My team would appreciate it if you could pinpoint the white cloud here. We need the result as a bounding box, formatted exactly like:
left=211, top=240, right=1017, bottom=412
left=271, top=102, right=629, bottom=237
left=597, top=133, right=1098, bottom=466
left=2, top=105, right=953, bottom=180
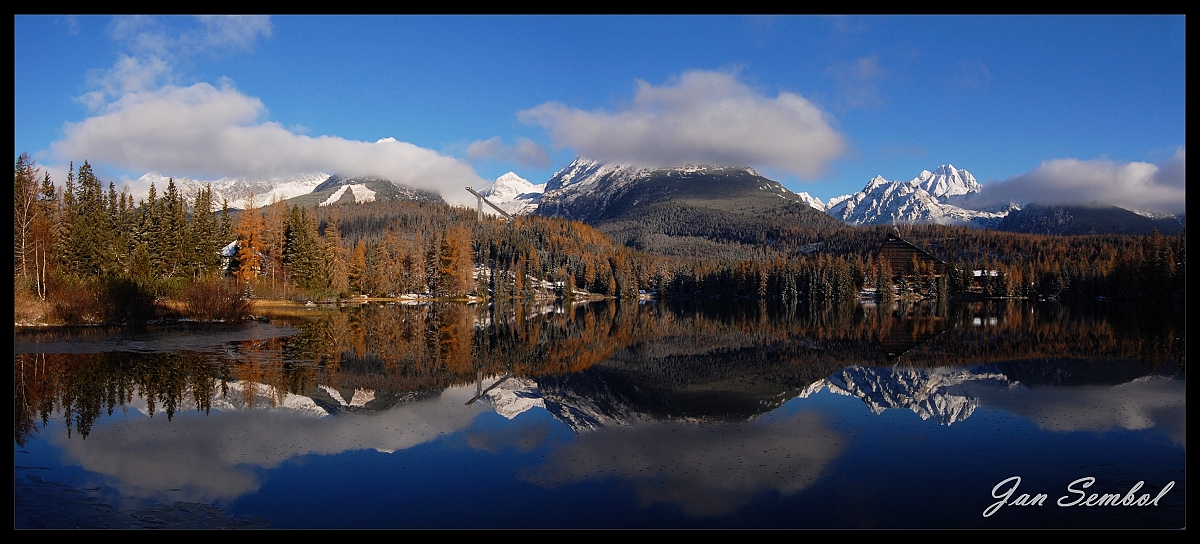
left=107, top=15, right=271, bottom=58
left=519, top=70, right=847, bottom=179
left=466, top=136, right=551, bottom=167
left=53, top=83, right=486, bottom=206
left=81, top=16, right=272, bottom=109
left=193, top=15, right=273, bottom=53
left=80, top=54, right=172, bottom=109
left=970, top=148, right=1186, bottom=215
left=826, top=55, right=885, bottom=108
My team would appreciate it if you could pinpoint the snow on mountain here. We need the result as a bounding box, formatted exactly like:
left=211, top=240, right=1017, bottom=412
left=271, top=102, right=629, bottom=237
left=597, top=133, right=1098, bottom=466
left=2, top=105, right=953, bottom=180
left=795, top=192, right=826, bottom=211
left=825, top=165, right=1009, bottom=227
left=479, top=172, right=545, bottom=216
left=536, top=371, right=647, bottom=433
left=319, top=184, right=377, bottom=207
left=536, top=158, right=654, bottom=218
left=537, top=157, right=796, bottom=222
left=481, top=376, right=546, bottom=419
left=911, top=164, right=982, bottom=199
left=1120, top=207, right=1178, bottom=220
left=130, top=380, right=329, bottom=418
left=318, top=385, right=379, bottom=408
left=134, top=172, right=330, bottom=210
left=824, top=194, right=852, bottom=210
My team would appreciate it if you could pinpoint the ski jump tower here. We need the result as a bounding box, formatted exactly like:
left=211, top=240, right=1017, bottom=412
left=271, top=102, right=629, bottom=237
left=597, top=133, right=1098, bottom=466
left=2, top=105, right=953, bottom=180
left=465, top=187, right=514, bottom=222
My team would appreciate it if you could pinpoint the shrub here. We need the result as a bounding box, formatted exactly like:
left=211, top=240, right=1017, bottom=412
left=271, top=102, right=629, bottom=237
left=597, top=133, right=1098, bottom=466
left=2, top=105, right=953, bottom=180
left=14, top=279, right=46, bottom=324
left=184, top=277, right=252, bottom=321
left=47, top=274, right=102, bottom=324
left=99, top=276, right=158, bottom=322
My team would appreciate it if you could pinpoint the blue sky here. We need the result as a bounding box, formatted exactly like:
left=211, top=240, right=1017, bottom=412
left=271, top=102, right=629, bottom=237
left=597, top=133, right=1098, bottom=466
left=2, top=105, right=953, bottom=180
left=13, top=15, right=1186, bottom=212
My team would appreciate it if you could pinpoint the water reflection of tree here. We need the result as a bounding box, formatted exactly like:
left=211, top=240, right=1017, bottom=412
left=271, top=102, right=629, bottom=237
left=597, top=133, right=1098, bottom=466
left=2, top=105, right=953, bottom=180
left=295, top=301, right=670, bottom=393
left=14, top=351, right=230, bottom=445
left=14, top=300, right=1182, bottom=443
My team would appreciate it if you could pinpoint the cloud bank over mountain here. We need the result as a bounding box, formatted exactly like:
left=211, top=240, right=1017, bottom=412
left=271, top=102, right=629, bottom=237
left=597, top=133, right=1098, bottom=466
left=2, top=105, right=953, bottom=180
left=51, top=16, right=485, bottom=206
left=519, top=70, right=847, bottom=179
left=969, top=148, right=1186, bottom=215
left=53, top=83, right=485, bottom=206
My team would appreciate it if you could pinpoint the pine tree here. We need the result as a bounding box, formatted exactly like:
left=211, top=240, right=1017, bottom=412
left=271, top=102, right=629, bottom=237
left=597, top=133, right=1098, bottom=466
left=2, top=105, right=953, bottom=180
left=285, top=205, right=322, bottom=291
left=188, top=185, right=220, bottom=277
left=220, top=197, right=232, bottom=247
left=162, top=178, right=188, bottom=277
left=137, top=181, right=164, bottom=277
left=64, top=161, right=110, bottom=276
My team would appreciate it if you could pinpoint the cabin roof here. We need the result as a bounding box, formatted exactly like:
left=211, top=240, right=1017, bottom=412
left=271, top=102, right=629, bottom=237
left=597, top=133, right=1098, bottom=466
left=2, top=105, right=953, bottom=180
left=878, top=232, right=946, bottom=264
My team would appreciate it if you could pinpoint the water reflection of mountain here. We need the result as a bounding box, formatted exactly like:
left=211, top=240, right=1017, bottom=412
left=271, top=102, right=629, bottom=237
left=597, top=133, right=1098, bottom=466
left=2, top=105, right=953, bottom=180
left=797, top=357, right=1185, bottom=426
left=14, top=299, right=1184, bottom=444
left=14, top=300, right=1185, bottom=521
left=800, top=367, right=1007, bottom=425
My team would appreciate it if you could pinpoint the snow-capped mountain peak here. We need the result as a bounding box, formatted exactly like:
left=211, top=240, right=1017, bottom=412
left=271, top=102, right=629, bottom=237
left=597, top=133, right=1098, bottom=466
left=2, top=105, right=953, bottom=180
left=865, top=174, right=891, bottom=192
left=477, top=172, right=545, bottom=216
left=911, top=164, right=981, bottom=199
left=483, top=172, right=544, bottom=200
left=825, top=164, right=1001, bottom=227
left=132, top=171, right=330, bottom=210
left=795, top=192, right=826, bottom=211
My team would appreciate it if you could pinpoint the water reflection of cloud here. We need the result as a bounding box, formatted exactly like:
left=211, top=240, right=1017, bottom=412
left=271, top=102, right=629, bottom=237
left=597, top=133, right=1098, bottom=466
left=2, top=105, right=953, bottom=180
left=465, top=421, right=553, bottom=454
left=53, top=384, right=486, bottom=504
left=954, top=376, right=1185, bottom=447
left=521, top=411, right=843, bottom=517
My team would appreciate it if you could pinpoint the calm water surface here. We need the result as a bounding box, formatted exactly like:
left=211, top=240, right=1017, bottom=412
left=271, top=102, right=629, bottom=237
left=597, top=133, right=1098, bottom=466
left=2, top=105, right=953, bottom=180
left=14, top=300, right=1185, bottom=528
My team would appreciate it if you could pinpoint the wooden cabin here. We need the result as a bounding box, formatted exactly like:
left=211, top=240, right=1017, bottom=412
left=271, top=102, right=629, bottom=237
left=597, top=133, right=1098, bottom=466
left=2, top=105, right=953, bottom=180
left=876, top=228, right=948, bottom=278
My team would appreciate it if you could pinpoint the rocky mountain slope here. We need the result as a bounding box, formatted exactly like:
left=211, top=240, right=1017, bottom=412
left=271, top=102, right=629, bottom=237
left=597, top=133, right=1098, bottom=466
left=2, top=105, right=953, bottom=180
left=823, top=165, right=1015, bottom=228
left=994, top=203, right=1186, bottom=235
left=532, top=158, right=845, bottom=256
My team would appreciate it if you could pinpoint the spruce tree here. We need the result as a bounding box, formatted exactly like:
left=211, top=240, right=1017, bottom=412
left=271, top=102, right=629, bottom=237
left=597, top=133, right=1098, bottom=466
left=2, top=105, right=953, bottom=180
left=162, top=178, right=189, bottom=277
left=220, top=197, right=232, bottom=247
left=285, top=205, right=322, bottom=291
left=64, top=161, right=108, bottom=276
left=189, top=185, right=220, bottom=277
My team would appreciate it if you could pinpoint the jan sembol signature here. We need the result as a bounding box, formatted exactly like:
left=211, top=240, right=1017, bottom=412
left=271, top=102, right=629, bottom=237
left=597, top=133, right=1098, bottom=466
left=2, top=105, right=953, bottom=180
left=984, top=476, right=1176, bottom=517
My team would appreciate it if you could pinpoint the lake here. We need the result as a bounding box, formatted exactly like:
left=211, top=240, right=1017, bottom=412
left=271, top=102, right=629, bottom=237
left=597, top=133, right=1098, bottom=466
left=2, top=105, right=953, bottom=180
left=14, top=299, right=1185, bottom=528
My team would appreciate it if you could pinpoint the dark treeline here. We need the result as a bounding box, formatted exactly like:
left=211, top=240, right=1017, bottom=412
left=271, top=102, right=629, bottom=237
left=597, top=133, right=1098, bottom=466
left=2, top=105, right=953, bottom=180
left=16, top=154, right=1185, bottom=326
